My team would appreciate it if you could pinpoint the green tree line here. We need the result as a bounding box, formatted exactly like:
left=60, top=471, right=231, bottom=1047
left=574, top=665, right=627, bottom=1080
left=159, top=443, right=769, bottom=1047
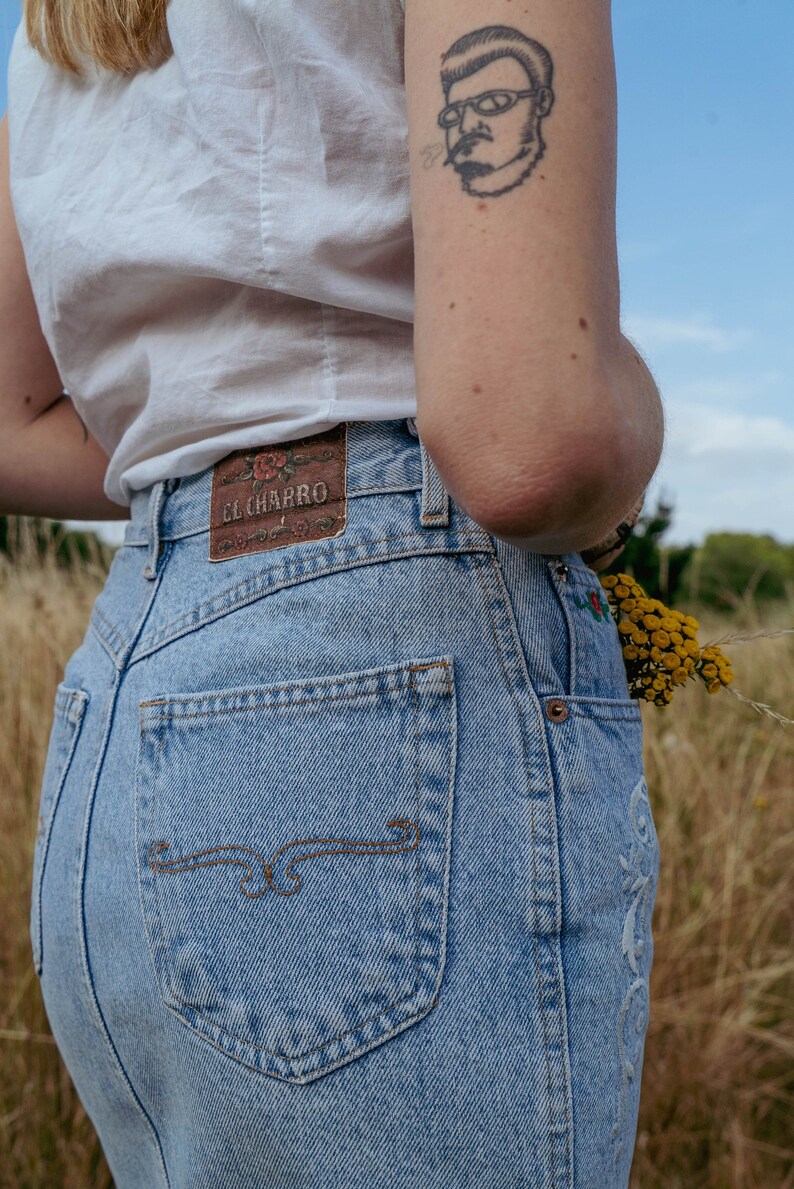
left=612, top=498, right=794, bottom=609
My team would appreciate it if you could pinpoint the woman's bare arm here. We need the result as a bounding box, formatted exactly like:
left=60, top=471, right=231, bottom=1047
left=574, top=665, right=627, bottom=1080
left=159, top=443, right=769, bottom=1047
left=0, top=112, right=124, bottom=520
left=405, top=0, right=665, bottom=552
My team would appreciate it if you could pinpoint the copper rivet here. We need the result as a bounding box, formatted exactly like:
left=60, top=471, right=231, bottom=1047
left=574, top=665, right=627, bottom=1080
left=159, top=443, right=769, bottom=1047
left=546, top=699, right=569, bottom=722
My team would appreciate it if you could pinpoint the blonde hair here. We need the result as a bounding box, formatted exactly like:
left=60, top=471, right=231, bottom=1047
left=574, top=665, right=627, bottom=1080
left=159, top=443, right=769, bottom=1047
left=23, top=0, right=173, bottom=75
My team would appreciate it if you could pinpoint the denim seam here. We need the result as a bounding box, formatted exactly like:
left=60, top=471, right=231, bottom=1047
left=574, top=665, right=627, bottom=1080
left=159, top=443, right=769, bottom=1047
left=409, top=666, right=423, bottom=1025
left=472, top=552, right=574, bottom=1187
left=494, top=553, right=575, bottom=1187
left=557, top=696, right=640, bottom=708
left=32, top=689, right=89, bottom=975
left=495, top=553, right=570, bottom=1189
left=160, top=994, right=428, bottom=1084
left=142, top=686, right=428, bottom=724
left=162, top=993, right=436, bottom=1082
left=549, top=561, right=578, bottom=697
left=77, top=580, right=171, bottom=1187
left=139, top=661, right=453, bottom=713
left=176, top=527, right=489, bottom=628
left=90, top=605, right=126, bottom=667
left=347, top=482, right=421, bottom=494
left=566, top=710, right=641, bottom=722
left=467, top=553, right=560, bottom=1185
left=138, top=665, right=454, bottom=1072
left=141, top=660, right=450, bottom=708
left=130, top=534, right=492, bottom=665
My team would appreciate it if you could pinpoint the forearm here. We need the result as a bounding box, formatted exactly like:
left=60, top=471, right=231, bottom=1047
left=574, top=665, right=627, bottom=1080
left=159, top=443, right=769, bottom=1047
left=1, top=394, right=127, bottom=519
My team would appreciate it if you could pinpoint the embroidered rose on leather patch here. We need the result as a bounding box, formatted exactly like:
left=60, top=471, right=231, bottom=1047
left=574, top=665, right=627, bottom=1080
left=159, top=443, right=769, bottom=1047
left=209, top=424, right=348, bottom=561
left=252, top=449, right=288, bottom=482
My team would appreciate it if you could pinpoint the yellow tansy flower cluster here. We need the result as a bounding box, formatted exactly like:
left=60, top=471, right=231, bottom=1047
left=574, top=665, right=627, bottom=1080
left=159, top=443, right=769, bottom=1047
left=599, top=573, right=734, bottom=707
left=697, top=645, right=735, bottom=694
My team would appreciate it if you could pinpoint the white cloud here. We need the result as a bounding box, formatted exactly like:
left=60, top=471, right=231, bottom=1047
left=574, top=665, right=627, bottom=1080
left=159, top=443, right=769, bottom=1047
left=666, top=403, right=794, bottom=462
left=675, top=411, right=794, bottom=461
left=648, top=400, right=794, bottom=544
left=623, top=313, right=752, bottom=354
left=664, top=371, right=784, bottom=408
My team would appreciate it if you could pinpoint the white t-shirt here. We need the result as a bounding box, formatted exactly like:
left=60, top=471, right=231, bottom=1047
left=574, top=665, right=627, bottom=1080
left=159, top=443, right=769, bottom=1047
left=8, top=0, right=415, bottom=505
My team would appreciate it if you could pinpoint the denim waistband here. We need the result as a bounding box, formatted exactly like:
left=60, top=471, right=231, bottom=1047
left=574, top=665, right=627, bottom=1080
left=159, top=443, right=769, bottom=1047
left=124, top=419, right=449, bottom=562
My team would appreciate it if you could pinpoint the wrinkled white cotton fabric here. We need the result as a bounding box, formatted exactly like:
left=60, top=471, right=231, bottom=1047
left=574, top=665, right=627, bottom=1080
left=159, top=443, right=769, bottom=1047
left=8, top=0, right=415, bottom=504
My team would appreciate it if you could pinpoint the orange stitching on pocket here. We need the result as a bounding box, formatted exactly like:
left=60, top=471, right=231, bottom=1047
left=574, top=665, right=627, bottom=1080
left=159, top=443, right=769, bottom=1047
left=145, top=686, right=414, bottom=724
left=142, top=662, right=452, bottom=722
left=147, top=818, right=420, bottom=898
left=142, top=659, right=451, bottom=712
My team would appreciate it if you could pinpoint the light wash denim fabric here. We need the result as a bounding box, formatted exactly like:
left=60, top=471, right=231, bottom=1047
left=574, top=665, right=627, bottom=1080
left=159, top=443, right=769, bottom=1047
left=31, top=418, right=659, bottom=1188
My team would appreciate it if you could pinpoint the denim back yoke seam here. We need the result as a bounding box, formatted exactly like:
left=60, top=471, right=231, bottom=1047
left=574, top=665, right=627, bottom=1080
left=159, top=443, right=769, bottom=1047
left=91, top=420, right=492, bottom=665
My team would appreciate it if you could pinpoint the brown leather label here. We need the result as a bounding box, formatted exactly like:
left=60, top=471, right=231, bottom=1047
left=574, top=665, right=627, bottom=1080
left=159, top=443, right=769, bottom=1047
left=209, top=424, right=348, bottom=562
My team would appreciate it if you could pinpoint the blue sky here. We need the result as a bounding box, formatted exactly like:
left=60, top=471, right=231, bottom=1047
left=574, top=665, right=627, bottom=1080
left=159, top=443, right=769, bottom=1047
left=2, top=0, right=792, bottom=546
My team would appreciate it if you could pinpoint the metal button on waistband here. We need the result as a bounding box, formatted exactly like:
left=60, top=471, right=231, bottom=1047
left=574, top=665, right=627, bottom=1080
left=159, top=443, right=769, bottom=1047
left=545, top=698, right=569, bottom=722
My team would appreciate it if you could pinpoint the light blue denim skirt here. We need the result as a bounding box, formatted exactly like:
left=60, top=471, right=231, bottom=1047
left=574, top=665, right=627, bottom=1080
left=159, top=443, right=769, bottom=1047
left=32, top=418, right=659, bottom=1188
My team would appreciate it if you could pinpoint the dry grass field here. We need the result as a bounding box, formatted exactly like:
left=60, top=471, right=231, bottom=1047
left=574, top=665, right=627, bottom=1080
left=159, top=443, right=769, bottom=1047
left=1, top=529, right=792, bottom=1188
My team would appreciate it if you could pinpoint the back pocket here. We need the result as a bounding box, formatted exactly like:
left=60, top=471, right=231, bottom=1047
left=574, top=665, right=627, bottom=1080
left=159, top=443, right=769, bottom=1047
left=136, top=656, right=457, bottom=1084
left=31, top=684, right=89, bottom=976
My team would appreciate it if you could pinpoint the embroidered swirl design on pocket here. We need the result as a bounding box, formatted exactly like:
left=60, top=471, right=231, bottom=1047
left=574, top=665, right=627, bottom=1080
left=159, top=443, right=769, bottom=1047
left=147, top=818, right=420, bottom=899
left=611, top=775, right=657, bottom=1160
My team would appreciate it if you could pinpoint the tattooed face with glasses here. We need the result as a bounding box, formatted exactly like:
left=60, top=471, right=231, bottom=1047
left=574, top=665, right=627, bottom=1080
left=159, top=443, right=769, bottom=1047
left=439, top=27, right=555, bottom=199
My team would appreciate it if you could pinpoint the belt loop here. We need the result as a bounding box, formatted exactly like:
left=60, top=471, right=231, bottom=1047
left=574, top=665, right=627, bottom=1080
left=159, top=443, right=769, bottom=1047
left=143, top=479, right=177, bottom=580
left=419, top=436, right=450, bottom=529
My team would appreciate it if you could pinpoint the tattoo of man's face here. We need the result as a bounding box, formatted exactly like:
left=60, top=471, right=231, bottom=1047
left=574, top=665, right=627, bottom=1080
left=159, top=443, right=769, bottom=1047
left=438, top=26, right=555, bottom=198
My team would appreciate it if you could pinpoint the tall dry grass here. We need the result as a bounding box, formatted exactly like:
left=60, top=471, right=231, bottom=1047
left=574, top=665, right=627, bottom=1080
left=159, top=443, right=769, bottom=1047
left=0, top=528, right=111, bottom=1187
left=631, top=597, right=794, bottom=1188
left=0, top=528, right=791, bottom=1188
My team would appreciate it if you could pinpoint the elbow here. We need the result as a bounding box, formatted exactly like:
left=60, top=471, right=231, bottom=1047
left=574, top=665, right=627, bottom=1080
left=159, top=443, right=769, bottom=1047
left=419, top=340, right=665, bottom=548
left=470, top=448, right=625, bottom=549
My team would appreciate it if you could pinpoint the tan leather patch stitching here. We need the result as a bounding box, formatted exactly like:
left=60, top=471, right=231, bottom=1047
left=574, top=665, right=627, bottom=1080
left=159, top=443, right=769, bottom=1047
left=209, top=424, right=347, bottom=561
left=147, top=818, right=420, bottom=898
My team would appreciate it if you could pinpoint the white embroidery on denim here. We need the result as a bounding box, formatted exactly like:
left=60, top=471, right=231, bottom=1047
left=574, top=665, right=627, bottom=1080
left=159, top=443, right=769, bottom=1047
left=619, top=782, right=654, bottom=974
left=611, top=978, right=649, bottom=1160
left=611, top=777, right=655, bottom=1160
